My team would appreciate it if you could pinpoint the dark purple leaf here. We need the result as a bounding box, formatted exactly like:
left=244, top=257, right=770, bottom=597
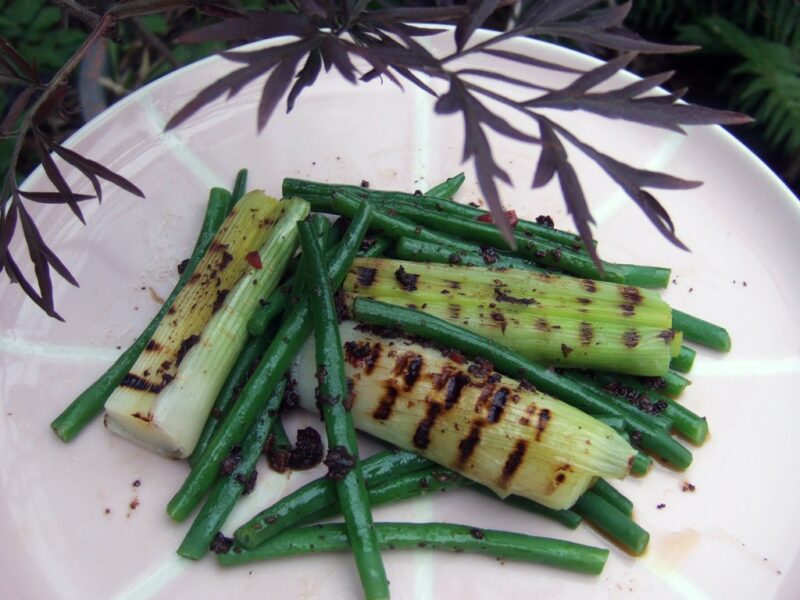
left=0, top=37, right=37, bottom=81
left=524, top=0, right=601, bottom=25
left=320, top=37, right=358, bottom=83
left=17, top=207, right=55, bottom=315
left=391, top=66, right=437, bottom=97
left=387, top=23, right=448, bottom=37
left=455, top=0, right=499, bottom=51
left=18, top=191, right=95, bottom=203
left=51, top=143, right=145, bottom=199
left=591, top=71, right=675, bottom=102
left=34, top=134, right=84, bottom=224
left=0, top=198, right=19, bottom=264
left=554, top=154, right=601, bottom=267
left=177, top=12, right=313, bottom=44
left=573, top=1, right=632, bottom=29
left=539, top=25, right=699, bottom=54
left=363, top=6, right=471, bottom=23
left=257, top=50, right=306, bottom=132
left=287, top=48, right=322, bottom=112
left=481, top=48, right=584, bottom=74
left=456, top=68, right=553, bottom=92
left=32, top=85, right=69, bottom=126
left=532, top=118, right=560, bottom=188
left=297, top=0, right=328, bottom=19
left=194, top=1, right=246, bottom=20
left=532, top=53, right=635, bottom=103
left=17, top=203, right=78, bottom=287
left=0, top=88, right=34, bottom=134
left=3, top=252, right=64, bottom=320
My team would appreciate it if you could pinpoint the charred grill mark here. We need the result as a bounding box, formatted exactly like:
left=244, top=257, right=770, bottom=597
left=518, top=402, right=537, bottom=426
left=535, top=408, right=551, bottom=442
left=213, top=289, right=229, bottom=313
left=145, top=339, right=161, bottom=352
left=620, top=302, right=635, bottom=317
left=475, top=385, right=495, bottom=414
left=445, top=279, right=461, bottom=289
left=394, top=266, right=419, bottom=291
left=490, top=311, right=507, bottom=333
left=372, top=385, right=398, bottom=421
left=457, top=423, right=482, bottom=464
left=344, top=341, right=382, bottom=374
left=583, top=279, right=597, bottom=293
left=132, top=411, right=153, bottom=422
left=500, top=440, right=528, bottom=486
left=620, top=285, right=643, bottom=305
left=404, top=355, right=423, bottom=390
left=412, top=401, right=441, bottom=450
left=444, top=372, right=471, bottom=410
left=623, top=329, right=641, bottom=348
left=120, top=373, right=161, bottom=394
left=487, top=387, right=510, bottom=424
left=535, top=318, right=551, bottom=332
left=576, top=297, right=592, bottom=305
left=448, top=304, right=461, bottom=320
left=176, top=334, right=200, bottom=366
left=657, top=329, right=675, bottom=344
left=561, top=344, right=573, bottom=358
left=494, top=286, right=538, bottom=305
left=355, top=266, right=377, bottom=286
left=579, top=321, right=594, bottom=346
left=554, top=463, right=572, bottom=487
left=219, top=250, right=233, bottom=270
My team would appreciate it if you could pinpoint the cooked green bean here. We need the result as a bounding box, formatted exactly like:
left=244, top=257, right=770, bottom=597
left=299, top=221, right=388, bottom=600
left=177, top=381, right=286, bottom=560
left=219, top=522, right=610, bottom=575
left=670, top=346, right=697, bottom=373
left=672, top=309, right=731, bottom=352
left=573, top=492, right=649, bottom=555
left=425, top=173, right=465, bottom=199
left=235, top=449, right=430, bottom=548
left=231, top=169, right=248, bottom=204
left=590, top=479, right=633, bottom=517
left=395, top=236, right=543, bottom=271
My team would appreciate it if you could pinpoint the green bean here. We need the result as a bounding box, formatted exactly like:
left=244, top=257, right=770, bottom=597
left=190, top=323, right=277, bottom=466
left=618, top=264, right=671, bottom=289
left=177, top=381, right=286, bottom=560
left=593, top=416, right=626, bottom=433
left=670, top=346, right=697, bottom=373
left=425, top=173, right=465, bottom=199
left=590, top=479, right=633, bottom=517
left=573, top=492, right=649, bottom=555
left=375, top=199, right=624, bottom=282
left=50, top=187, right=232, bottom=442
left=395, top=237, right=543, bottom=272
left=304, top=467, right=472, bottom=526
left=298, top=221, right=388, bottom=600
left=283, top=177, right=586, bottom=250
left=660, top=370, right=691, bottom=398
left=590, top=373, right=708, bottom=445
left=235, top=449, right=430, bottom=548
left=167, top=204, right=373, bottom=522
left=231, top=169, right=248, bottom=204
left=630, top=451, right=652, bottom=477
left=352, top=298, right=693, bottom=470
left=360, top=235, right=392, bottom=258
left=672, top=309, right=731, bottom=352
left=219, top=522, right=610, bottom=575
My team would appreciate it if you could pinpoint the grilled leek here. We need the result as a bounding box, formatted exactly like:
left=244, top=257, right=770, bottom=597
left=292, top=322, right=636, bottom=510
left=343, top=258, right=680, bottom=376
left=104, top=192, right=308, bottom=457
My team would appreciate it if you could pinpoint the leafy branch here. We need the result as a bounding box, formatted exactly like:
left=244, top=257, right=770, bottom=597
left=169, top=0, right=750, bottom=268
left=2, top=0, right=753, bottom=319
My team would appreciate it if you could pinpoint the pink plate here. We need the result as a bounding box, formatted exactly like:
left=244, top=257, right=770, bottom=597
left=2, top=29, right=800, bottom=599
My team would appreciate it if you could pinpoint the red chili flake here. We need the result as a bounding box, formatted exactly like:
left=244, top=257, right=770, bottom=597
left=245, top=251, right=263, bottom=270
left=476, top=210, right=518, bottom=227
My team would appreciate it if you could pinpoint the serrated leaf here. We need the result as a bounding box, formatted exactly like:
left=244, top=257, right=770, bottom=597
left=51, top=143, right=145, bottom=200
left=455, top=0, right=499, bottom=51
left=34, top=134, right=84, bottom=224
left=257, top=50, right=305, bottom=132
left=287, top=47, right=322, bottom=112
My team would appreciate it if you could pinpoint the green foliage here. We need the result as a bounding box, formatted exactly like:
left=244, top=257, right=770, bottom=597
left=678, top=14, right=800, bottom=153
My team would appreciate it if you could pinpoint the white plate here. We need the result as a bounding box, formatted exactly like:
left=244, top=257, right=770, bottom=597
left=2, top=29, right=800, bottom=600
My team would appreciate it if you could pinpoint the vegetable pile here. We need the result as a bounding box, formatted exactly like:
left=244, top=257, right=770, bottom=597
left=50, top=169, right=730, bottom=599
